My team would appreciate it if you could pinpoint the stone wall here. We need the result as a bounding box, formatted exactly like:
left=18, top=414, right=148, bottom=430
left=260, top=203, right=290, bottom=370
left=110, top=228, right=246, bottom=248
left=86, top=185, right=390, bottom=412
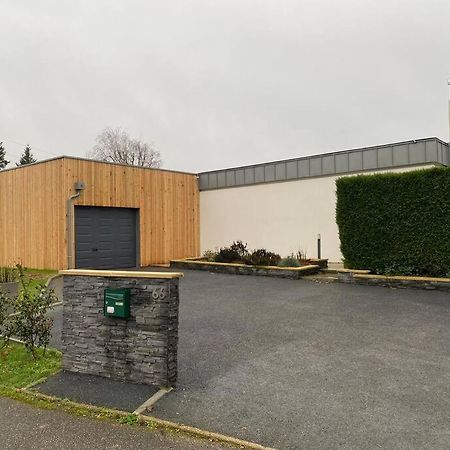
left=170, top=259, right=320, bottom=279
left=338, top=271, right=450, bottom=292
left=61, top=271, right=180, bottom=387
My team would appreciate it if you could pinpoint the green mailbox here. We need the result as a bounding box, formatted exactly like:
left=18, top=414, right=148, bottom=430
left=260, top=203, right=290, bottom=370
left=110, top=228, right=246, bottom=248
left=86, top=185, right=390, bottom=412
left=104, top=288, right=131, bottom=318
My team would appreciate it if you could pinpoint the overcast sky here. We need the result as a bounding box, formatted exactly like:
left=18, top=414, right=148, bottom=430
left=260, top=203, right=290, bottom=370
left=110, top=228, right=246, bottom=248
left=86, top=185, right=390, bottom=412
left=1, top=0, right=449, bottom=172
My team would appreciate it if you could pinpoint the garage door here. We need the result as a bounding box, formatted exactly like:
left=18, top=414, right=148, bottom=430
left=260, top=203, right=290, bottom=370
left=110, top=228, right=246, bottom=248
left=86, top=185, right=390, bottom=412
left=75, top=206, right=138, bottom=269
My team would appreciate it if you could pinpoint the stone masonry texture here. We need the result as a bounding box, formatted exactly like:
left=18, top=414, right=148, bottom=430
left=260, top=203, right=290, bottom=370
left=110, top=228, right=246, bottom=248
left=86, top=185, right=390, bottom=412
left=338, top=272, right=450, bottom=292
left=170, top=260, right=320, bottom=279
left=61, top=275, right=179, bottom=387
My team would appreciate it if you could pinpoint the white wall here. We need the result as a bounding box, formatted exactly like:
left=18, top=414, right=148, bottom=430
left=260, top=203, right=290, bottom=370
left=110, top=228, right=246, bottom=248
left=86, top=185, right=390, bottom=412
left=200, top=164, right=436, bottom=262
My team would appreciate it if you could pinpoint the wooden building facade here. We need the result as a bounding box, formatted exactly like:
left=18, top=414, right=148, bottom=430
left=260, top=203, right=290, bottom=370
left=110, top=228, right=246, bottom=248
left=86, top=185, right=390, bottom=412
left=0, top=157, right=200, bottom=269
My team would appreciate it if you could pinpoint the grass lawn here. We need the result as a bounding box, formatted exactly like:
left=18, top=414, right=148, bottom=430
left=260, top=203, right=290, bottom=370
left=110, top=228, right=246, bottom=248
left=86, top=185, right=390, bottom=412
left=1, top=266, right=57, bottom=292
left=24, top=268, right=58, bottom=292
left=0, top=340, right=61, bottom=388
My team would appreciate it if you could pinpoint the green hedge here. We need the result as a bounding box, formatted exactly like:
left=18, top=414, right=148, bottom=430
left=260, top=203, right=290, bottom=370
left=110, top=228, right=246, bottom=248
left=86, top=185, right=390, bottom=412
left=336, top=167, right=450, bottom=277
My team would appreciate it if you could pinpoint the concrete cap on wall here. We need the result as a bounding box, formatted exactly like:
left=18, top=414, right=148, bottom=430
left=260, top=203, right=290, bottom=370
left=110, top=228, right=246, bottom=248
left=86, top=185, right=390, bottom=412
left=59, top=269, right=183, bottom=279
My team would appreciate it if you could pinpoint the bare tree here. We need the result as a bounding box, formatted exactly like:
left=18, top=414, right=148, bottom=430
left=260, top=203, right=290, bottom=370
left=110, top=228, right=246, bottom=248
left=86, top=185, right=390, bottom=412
left=88, top=127, right=161, bottom=168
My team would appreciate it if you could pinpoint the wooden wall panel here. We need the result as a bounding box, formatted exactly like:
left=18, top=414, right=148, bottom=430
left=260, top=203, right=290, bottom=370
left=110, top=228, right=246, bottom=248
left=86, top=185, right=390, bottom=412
left=0, top=159, right=66, bottom=269
left=0, top=157, right=200, bottom=269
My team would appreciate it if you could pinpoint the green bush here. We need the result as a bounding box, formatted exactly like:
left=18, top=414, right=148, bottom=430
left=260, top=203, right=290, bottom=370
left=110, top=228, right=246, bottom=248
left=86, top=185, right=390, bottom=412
left=215, top=247, right=241, bottom=263
left=336, top=167, right=450, bottom=277
left=250, top=249, right=281, bottom=266
left=215, top=241, right=250, bottom=263
left=278, top=255, right=301, bottom=267
left=0, top=291, right=12, bottom=342
left=0, top=266, right=18, bottom=283
left=1, top=265, right=57, bottom=359
left=212, top=241, right=282, bottom=265
left=202, top=249, right=218, bottom=262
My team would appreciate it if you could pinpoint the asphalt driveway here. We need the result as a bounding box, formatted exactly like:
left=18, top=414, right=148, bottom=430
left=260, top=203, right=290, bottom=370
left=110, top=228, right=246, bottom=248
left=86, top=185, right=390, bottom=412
left=50, top=270, right=450, bottom=449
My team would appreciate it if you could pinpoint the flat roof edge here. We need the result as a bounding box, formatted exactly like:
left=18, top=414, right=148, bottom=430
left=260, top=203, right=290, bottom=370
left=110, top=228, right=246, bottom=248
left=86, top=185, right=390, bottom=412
left=199, top=137, right=449, bottom=175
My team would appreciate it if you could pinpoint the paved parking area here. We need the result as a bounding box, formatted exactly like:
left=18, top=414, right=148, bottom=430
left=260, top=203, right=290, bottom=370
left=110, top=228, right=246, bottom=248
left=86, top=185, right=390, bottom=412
left=36, top=371, right=159, bottom=412
left=51, top=270, right=450, bottom=449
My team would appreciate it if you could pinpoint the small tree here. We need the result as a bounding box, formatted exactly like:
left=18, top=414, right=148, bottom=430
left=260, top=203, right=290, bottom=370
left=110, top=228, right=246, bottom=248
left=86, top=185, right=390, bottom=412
left=0, top=142, right=9, bottom=169
left=8, top=265, right=56, bottom=358
left=0, top=291, right=12, bottom=347
left=16, top=145, right=37, bottom=166
left=88, top=127, right=161, bottom=168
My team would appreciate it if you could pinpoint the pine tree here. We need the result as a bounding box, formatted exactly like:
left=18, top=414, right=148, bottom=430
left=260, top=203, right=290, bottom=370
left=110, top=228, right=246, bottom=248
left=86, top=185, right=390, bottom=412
left=16, top=145, right=37, bottom=166
left=0, top=142, right=8, bottom=169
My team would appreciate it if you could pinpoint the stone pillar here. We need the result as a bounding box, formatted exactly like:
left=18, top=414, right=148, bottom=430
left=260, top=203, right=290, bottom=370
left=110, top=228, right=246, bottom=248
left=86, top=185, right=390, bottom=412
left=59, top=270, right=182, bottom=387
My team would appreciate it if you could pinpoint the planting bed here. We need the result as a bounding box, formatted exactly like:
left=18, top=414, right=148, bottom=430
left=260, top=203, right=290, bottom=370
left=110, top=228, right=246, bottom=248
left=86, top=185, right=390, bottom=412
left=170, top=258, right=320, bottom=279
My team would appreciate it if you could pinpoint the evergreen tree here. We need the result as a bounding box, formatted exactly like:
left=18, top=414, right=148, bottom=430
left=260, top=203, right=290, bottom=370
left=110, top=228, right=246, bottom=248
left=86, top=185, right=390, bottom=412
left=16, top=145, right=36, bottom=166
left=0, top=142, right=8, bottom=169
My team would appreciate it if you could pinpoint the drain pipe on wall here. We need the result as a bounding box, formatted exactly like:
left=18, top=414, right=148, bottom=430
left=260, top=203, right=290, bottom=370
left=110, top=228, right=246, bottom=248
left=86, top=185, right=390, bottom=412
left=67, top=181, right=86, bottom=269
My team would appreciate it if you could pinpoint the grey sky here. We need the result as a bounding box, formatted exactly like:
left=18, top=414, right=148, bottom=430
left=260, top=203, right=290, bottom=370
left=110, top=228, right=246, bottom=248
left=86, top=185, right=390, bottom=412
left=1, top=0, right=449, bottom=172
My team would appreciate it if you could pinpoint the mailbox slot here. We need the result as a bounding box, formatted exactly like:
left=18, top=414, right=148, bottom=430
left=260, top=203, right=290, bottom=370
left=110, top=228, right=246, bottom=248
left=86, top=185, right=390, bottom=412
left=104, top=288, right=131, bottom=318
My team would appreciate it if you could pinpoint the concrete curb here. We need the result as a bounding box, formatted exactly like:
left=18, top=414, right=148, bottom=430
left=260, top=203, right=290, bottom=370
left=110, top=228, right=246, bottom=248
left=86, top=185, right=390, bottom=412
left=139, top=412, right=277, bottom=450
left=45, top=274, right=63, bottom=288
left=16, top=388, right=276, bottom=450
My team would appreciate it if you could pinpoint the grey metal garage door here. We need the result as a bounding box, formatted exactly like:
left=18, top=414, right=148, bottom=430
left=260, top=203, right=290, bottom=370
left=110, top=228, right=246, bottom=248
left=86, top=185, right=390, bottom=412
left=75, top=206, right=138, bottom=269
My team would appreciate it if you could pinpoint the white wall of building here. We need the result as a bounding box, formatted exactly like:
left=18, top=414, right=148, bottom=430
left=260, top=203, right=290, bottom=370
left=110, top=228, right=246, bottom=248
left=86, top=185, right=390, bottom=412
left=200, top=164, right=436, bottom=262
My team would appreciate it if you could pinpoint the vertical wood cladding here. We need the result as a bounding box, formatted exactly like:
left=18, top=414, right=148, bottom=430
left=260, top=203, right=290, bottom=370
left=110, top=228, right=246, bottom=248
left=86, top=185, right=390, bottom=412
left=0, top=157, right=199, bottom=269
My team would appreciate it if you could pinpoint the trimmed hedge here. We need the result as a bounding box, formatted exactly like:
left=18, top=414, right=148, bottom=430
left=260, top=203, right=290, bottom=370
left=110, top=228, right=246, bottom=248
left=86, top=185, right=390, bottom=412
left=336, top=167, right=450, bottom=277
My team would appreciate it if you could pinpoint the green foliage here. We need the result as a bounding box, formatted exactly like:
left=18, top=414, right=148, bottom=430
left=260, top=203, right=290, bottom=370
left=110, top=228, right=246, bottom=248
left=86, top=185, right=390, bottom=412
left=118, top=414, right=140, bottom=425
left=212, top=241, right=283, bottom=266
left=0, top=292, right=12, bottom=342
left=0, top=341, right=61, bottom=388
left=0, top=141, right=9, bottom=169
left=215, top=247, right=241, bottom=263
left=16, top=145, right=36, bottom=166
left=2, top=265, right=57, bottom=359
left=202, top=249, right=218, bottom=262
left=250, top=249, right=281, bottom=266
left=0, top=266, right=19, bottom=283
left=278, top=255, right=301, bottom=267
left=336, top=167, right=450, bottom=277
left=215, top=240, right=250, bottom=263
left=229, top=240, right=249, bottom=259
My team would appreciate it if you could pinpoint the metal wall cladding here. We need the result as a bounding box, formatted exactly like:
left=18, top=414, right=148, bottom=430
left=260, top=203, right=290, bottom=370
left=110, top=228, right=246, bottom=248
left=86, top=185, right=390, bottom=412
left=198, top=138, right=449, bottom=191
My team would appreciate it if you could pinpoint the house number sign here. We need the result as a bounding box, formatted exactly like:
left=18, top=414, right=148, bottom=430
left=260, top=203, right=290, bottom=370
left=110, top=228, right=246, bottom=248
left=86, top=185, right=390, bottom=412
left=150, top=286, right=166, bottom=300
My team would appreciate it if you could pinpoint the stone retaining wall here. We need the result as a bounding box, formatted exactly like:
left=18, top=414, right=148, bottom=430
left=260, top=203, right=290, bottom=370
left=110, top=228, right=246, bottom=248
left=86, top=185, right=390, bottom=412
left=60, top=270, right=181, bottom=387
left=170, top=259, right=320, bottom=279
left=338, top=271, right=450, bottom=292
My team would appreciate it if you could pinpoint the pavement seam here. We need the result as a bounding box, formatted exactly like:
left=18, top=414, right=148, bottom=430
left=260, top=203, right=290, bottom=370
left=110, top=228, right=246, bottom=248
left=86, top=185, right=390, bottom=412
left=133, top=387, right=173, bottom=414
left=15, top=388, right=276, bottom=450
left=22, top=370, right=62, bottom=390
